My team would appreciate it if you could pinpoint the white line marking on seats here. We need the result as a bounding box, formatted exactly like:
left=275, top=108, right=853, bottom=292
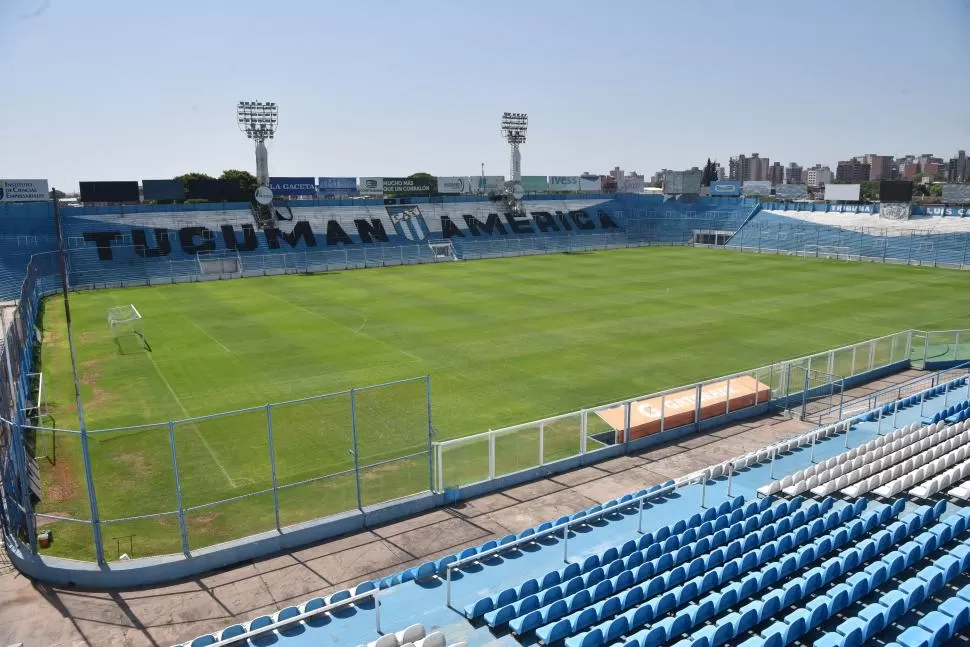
left=145, top=351, right=236, bottom=487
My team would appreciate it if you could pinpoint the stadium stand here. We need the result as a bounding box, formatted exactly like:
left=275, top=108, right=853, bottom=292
left=0, top=194, right=767, bottom=297
left=727, top=210, right=970, bottom=267
left=168, top=372, right=970, bottom=646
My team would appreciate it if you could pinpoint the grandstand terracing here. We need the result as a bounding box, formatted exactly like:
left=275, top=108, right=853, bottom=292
left=10, top=367, right=970, bottom=647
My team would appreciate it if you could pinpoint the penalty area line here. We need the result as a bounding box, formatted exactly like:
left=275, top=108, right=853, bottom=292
left=189, top=319, right=232, bottom=354
left=144, top=352, right=236, bottom=488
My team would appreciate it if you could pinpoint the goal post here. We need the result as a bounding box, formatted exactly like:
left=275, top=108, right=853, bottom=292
left=107, top=304, right=146, bottom=345
left=428, top=240, right=457, bottom=261
left=197, top=250, right=242, bottom=276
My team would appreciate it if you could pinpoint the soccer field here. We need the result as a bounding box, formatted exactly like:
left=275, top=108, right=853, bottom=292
left=35, top=247, right=970, bottom=559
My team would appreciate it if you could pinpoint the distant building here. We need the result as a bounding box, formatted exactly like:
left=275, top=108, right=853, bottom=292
left=767, top=162, right=785, bottom=185
left=805, top=165, right=833, bottom=187
left=947, top=150, right=968, bottom=182
left=899, top=163, right=920, bottom=179
left=836, top=159, right=871, bottom=183
left=729, top=153, right=769, bottom=182
left=785, top=163, right=803, bottom=184
left=868, top=155, right=893, bottom=180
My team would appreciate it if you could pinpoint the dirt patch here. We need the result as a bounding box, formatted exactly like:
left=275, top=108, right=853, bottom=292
left=187, top=511, right=220, bottom=533
left=116, top=453, right=152, bottom=478
left=79, top=332, right=95, bottom=343
left=79, top=359, right=102, bottom=386
left=45, top=458, right=78, bottom=504
left=42, top=328, right=57, bottom=345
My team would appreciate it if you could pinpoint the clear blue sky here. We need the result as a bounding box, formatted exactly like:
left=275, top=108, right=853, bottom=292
left=3, top=0, right=969, bottom=192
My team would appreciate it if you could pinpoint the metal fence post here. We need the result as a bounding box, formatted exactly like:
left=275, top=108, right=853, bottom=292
left=266, top=404, right=280, bottom=532
left=694, top=384, right=703, bottom=431
left=426, top=375, right=434, bottom=493
left=562, top=522, right=570, bottom=563
left=659, top=396, right=666, bottom=434
left=725, top=378, right=732, bottom=415
left=539, top=421, right=545, bottom=466
left=726, top=462, right=734, bottom=497
left=623, top=402, right=631, bottom=452
left=168, top=421, right=190, bottom=555
left=636, top=497, right=644, bottom=533
left=488, top=431, right=495, bottom=479
left=350, top=388, right=363, bottom=512
left=769, top=447, right=777, bottom=479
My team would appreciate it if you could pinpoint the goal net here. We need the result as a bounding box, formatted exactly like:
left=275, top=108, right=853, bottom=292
left=107, top=304, right=145, bottom=343
left=429, top=240, right=457, bottom=261
left=197, top=250, right=242, bottom=276
left=803, top=245, right=854, bottom=260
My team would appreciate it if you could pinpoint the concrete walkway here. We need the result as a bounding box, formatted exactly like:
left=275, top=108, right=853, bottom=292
left=0, top=369, right=925, bottom=647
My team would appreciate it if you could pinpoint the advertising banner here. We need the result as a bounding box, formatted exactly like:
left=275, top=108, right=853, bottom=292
left=580, top=174, right=602, bottom=192
left=358, top=177, right=384, bottom=195
left=824, top=183, right=861, bottom=201
left=184, top=179, right=247, bottom=202
left=0, top=179, right=49, bottom=202
left=520, top=175, right=548, bottom=192
left=318, top=177, right=358, bottom=197
left=742, top=181, right=772, bottom=196
left=548, top=176, right=581, bottom=191
left=80, top=181, right=141, bottom=203
left=382, top=177, right=435, bottom=195
left=942, top=185, right=970, bottom=203
left=774, top=184, right=808, bottom=200
left=664, top=170, right=703, bottom=195
left=269, top=177, right=316, bottom=196
left=475, top=175, right=506, bottom=193
left=617, top=175, right=645, bottom=193
left=709, top=179, right=741, bottom=196
left=142, top=179, right=185, bottom=201
left=436, top=176, right=476, bottom=194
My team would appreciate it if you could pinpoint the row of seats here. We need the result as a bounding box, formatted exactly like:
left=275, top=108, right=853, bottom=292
left=872, top=424, right=970, bottom=497
left=811, top=421, right=955, bottom=496
left=929, top=395, right=970, bottom=423
left=889, top=580, right=970, bottom=647
left=841, top=421, right=968, bottom=497
left=637, top=501, right=951, bottom=647
left=389, top=481, right=680, bottom=593
left=496, top=498, right=793, bottom=636
left=723, top=502, right=960, bottom=647
left=911, top=457, right=970, bottom=498
left=610, top=498, right=934, bottom=647
left=465, top=497, right=745, bottom=620
left=359, top=624, right=465, bottom=647
left=546, top=498, right=877, bottom=647
left=779, top=507, right=970, bottom=647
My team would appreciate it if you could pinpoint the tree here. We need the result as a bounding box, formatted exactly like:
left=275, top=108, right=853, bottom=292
left=860, top=181, right=879, bottom=202
left=220, top=169, right=257, bottom=196
left=701, top=159, right=717, bottom=186
left=407, top=172, right=436, bottom=184
left=174, top=172, right=214, bottom=183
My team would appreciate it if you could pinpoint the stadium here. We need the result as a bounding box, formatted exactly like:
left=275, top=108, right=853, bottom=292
left=4, top=113, right=970, bottom=647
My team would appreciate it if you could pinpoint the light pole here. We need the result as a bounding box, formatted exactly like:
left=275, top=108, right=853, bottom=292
left=237, top=101, right=278, bottom=224
left=501, top=112, right=527, bottom=209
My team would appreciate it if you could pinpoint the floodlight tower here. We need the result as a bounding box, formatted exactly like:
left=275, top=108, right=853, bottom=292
left=501, top=112, right=528, bottom=185
left=237, top=101, right=278, bottom=224
left=501, top=112, right=527, bottom=210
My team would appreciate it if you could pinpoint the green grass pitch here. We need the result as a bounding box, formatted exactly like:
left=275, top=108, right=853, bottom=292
left=34, top=247, right=970, bottom=559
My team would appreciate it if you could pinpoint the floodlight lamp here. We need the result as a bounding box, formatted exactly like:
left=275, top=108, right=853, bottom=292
left=501, top=111, right=528, bottom=144
left=237, top=100, right=278, bottom=142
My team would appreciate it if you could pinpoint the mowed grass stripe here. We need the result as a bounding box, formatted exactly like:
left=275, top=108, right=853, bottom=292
left=33, top=247, right=970, bottom=558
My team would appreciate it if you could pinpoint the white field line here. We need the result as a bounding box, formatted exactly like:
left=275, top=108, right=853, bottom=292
left=144, top=351, right=236, bottom=488
left=260, top=292, right=421, bottom=362
left=189, top=319, right=232, bottom=354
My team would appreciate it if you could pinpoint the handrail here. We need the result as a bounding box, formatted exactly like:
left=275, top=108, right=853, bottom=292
left=202, top=586, right=379, bottom=647
left=443, top=477, right=683, bottom=606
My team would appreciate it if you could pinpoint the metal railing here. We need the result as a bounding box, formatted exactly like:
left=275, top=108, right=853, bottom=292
left=433, top=329, right=918, bottom=494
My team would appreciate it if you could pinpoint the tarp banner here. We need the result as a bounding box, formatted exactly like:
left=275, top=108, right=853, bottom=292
left=269, top=177, right=317, bottom=196
left=318, top=177, right=358, bottom=196
left=709, top=179, right=741, bottom=196
left=0, top=179, right=49, bottom=202
left=548, top=176, right=581, bottom=191
left=436, top=176, right=476, bottom=194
